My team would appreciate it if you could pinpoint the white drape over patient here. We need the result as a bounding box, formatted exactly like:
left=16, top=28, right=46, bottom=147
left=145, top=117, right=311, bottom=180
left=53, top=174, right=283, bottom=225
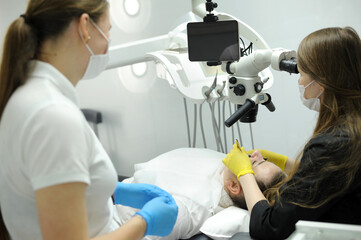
left=133, top=148, right=226, bottom=211
left=114, top=148, right=229, bottom=240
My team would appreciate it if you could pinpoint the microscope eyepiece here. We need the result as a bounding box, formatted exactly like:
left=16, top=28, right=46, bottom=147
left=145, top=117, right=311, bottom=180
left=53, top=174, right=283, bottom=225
left=279, top=58, right=299, bottom=74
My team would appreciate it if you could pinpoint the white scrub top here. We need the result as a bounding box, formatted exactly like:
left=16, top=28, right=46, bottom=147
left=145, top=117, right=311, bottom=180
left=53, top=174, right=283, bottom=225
left=0, top=60, right=119, bottom=239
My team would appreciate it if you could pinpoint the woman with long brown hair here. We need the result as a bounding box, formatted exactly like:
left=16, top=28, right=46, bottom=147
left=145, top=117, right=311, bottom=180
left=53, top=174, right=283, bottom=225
left=223, top=26, right=361, bottom=239
left=0, top=1, right=177, bottom=239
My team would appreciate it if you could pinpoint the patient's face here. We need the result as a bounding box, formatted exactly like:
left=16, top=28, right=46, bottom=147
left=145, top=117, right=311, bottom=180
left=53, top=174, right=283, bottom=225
left=222, top=150, right=282, bottom=185
left=222, top=150, right=285, bottom=210
left=250, top=152, right=283, bottom=188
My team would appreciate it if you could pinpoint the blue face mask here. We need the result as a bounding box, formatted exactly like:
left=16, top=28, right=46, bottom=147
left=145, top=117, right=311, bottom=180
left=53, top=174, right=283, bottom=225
left=79, top=19, right=110, bottom=80
left=299, top=80, right=322, bottom=112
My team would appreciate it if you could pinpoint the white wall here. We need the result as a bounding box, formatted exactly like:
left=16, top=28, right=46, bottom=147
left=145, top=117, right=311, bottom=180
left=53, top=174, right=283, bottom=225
left=1, top=0, right=361, bottom=177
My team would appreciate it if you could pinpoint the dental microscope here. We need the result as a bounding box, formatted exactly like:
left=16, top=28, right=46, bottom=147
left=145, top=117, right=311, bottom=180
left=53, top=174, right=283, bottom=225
left=187, top=0, right=299, bottom=127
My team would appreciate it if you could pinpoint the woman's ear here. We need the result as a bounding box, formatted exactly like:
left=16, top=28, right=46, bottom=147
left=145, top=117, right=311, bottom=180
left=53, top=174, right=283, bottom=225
left=78, top=13, right=91, bottom=43
left=225, top=179, right=242, bottom=195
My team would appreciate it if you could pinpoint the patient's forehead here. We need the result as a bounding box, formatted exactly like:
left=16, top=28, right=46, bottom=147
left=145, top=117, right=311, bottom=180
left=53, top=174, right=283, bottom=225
left=254, top=161, right=281, bottom=184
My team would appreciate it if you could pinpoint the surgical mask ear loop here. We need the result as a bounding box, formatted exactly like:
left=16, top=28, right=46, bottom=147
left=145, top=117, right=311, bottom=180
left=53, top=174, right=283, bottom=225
left=79, top=19, right=110, bottom=56
left=79, top=25, right=95, bottom=55
left=303, top=80, right=323, bottom=99
left=304, top=80, right=315, bottom=89
left=89, top=18, right=110, bottom=43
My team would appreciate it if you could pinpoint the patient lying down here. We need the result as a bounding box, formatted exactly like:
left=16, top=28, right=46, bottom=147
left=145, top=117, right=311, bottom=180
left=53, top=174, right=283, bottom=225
left=223, top=150, right=287, bottom=210
left=112, top=148, right=287, bottom=240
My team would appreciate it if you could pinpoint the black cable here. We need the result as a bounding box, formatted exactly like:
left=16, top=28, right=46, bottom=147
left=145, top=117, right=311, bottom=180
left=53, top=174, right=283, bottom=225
left=239, top=37, right=246, bottom=50
left=242, top=42, right=253, bottom=56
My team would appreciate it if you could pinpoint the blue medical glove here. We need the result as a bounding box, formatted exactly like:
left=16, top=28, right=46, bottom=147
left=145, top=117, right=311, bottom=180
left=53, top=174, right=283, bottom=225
left=114, top=182, right=171, bottom=209
left=136, top=196, right=178, bottom=237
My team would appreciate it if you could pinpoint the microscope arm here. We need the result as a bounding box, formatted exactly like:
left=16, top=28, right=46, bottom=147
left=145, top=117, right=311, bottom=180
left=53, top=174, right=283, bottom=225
left=107, top=0, right=270, bottom=71
left=224, top=49, right=273, bottom=77
left=106, top=35, right=171, bottom=70
left=192, top=0, right=214, bottom=19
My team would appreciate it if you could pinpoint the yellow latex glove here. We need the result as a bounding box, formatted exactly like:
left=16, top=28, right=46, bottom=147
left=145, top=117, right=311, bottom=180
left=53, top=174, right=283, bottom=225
left=246, top=149, right=287, bottom=171
left=223, top=140, right=254, bottom=178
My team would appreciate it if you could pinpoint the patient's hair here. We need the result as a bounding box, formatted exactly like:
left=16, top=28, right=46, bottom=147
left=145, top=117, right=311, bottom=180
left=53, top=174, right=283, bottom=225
left=229, top=171, right=287, bottom=210
left=0, top=0, right=109, bottom=120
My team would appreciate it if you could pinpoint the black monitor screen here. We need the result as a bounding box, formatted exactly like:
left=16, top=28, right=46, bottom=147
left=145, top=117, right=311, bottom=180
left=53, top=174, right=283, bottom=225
left=187, top=20, right=239, bottom=62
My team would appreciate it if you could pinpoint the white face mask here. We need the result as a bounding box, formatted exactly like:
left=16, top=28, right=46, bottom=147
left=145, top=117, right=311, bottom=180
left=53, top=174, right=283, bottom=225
left=299, top=80, right=322, bottom=112
left=80, top=19, right=110, bottom=80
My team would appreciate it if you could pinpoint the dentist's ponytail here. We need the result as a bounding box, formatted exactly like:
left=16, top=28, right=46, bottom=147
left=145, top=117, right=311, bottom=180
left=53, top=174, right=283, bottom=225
left=0, top=15, right=37, bottom=121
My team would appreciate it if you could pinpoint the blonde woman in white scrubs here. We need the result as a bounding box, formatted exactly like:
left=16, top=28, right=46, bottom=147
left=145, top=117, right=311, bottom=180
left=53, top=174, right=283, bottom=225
left=0, top=1, right=178, bottom=240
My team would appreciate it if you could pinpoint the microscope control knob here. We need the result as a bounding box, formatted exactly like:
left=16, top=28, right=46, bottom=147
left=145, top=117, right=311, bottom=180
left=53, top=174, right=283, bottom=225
left=229, top=77, right=237, bottom=85
left=254, top=82, right=263, bottom=93
left=233, top=84, right=245, bottom=96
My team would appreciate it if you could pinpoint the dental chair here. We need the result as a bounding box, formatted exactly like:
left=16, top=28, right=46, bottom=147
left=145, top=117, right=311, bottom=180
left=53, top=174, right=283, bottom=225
left=182, top=232, right=250, bottom=239
left=229, top=233, right=252, bottom=239
left=183, top=234, right=212, bottom=240
left=183, top=232, right=250, bottom=239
